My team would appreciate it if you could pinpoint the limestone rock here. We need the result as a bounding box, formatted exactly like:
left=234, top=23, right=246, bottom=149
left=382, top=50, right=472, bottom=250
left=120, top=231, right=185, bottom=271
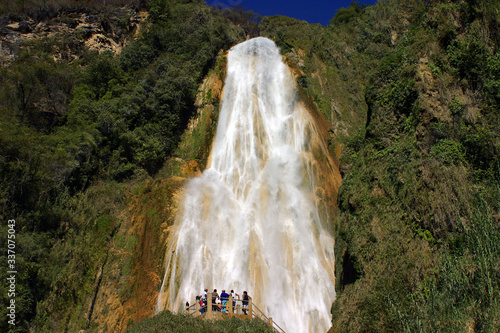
left=85, top=33, right=121, bottom=53
left=0, top=7, right=148, bottom=66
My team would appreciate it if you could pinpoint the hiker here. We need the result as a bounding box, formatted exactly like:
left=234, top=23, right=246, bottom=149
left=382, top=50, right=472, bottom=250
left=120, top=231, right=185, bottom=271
left=242, top=291, right=251, bottom=315
left=212, top=289, right=220, bottom=311
left=230, top=289, right=239, bottom=300
left=201, top=289, right=208, bottom=313
left=220, top=290, right=230, bottom=312
left=196, top=295, right=205, bottom=314
left=230, top=289, right=240, bottom=313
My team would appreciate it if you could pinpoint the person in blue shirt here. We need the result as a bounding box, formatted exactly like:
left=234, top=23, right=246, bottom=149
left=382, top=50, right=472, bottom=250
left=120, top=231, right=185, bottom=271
left=220, top=290, right=230, bottom=312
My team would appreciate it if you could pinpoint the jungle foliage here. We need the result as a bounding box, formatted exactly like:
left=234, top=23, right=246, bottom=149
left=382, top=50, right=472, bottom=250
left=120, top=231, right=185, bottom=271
left=323, top=1, right=499, bottom=332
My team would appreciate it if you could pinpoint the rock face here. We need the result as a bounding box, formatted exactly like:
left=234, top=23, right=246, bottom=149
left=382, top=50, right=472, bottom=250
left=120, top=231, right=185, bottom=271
left=85, top=33, right=121, bottom=53
left=0, top=8, right=148, bottom=65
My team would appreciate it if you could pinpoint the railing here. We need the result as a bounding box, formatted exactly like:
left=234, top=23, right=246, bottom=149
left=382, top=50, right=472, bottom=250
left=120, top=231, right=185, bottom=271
left=185, top=303, right=199, bottom=316
left=185, top=293, right=286, bottom=333
left=252, top=303, right=286, bottom=333
left=186, top=294, right=252, bottom=316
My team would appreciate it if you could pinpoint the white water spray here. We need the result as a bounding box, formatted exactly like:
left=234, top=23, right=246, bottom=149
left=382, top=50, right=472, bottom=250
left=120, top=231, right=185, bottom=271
left=156, top=37, right=338, bottom=333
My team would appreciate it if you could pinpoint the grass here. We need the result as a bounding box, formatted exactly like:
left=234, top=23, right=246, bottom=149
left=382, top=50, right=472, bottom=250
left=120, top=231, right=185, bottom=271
left=126, top=310, right=275, bottom=333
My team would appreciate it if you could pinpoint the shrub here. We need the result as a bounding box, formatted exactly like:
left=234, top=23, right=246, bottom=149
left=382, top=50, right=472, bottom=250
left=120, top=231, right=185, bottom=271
left=429, top=139, right=466, bottom=165
left=329, top=2, right=364, bottom=26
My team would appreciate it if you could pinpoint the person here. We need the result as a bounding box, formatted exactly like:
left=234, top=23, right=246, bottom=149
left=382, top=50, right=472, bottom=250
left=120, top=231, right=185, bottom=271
left=242, top=291, right=251, bottom=315
left=185, top=301, right=190, bottom=313
left=212, top=289, right=220, bottom=311
left=230, top=289, right=240, bottom=313
left=196, top=295, right=204, bottom=314
left=230, top=289, right=239, bottom=300
left=220, top=290, right=230, bottom=312
left=201, top=289, right=208, bottom=313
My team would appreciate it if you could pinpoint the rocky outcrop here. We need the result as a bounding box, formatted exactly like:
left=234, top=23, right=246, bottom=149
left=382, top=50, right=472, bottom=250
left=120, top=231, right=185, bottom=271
left=0, top=8, right=148, bottom=65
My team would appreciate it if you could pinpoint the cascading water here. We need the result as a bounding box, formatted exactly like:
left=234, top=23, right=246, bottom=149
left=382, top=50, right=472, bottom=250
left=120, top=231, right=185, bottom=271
left=156, top=37, right=340, bottom=333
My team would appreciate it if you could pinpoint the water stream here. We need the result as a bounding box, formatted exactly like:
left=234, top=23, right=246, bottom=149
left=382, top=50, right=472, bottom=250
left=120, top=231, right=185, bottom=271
left=156, top=37, right=338, bottom=333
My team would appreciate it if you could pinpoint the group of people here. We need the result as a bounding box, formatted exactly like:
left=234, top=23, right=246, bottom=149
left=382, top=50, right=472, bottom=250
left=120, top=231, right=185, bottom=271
left=191, top=289, right=252, bottom=315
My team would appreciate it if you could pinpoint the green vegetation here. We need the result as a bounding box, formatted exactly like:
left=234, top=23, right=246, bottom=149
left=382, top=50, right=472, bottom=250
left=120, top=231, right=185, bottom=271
left=127, top=310, right=275, bottom=333
left=312, top=1, right=500, bottom=332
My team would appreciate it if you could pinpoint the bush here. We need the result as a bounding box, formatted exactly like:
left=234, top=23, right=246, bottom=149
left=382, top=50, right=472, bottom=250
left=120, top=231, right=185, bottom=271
left=429, top=139, right=466, bottom=165
left=127, top=310, right=275, bottom=333
left=460, top=125, right=496, bottom=176
left=329, top=2, right=364, bottom=26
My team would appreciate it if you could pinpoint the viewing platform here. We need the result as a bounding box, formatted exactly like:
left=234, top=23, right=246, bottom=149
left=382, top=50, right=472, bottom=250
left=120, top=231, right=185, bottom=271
left=185, top=292, right=286, bottom=333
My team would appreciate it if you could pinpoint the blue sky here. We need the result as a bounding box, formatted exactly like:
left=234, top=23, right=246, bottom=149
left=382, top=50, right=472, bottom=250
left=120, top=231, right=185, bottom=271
left=207, top=0, right=379, bottom=26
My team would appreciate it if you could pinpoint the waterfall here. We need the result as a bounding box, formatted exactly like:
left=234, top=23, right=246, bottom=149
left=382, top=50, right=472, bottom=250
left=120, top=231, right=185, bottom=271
left=156, top=37, right=339, bottom=333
